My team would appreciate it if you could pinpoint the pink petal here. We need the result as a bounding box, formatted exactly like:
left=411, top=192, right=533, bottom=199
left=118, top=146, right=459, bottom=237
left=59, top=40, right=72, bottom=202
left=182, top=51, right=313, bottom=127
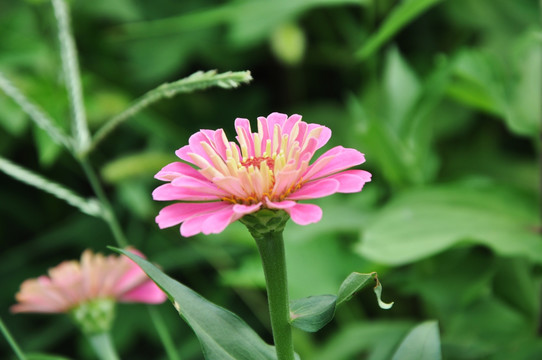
left=175, top=130, right=223, bottom=165
left=307, top=123, right=332, bottom=150
left=271, top=169, right=302, bottom=198
left=119, top=280, right=167, bottom=304
left=11, top=302, right=61, bottom=313
left=213, top=129, right=229, bottom=160
left=188, top=131, right=214, bottom=162
left=265, top=199, right=296, bottom=210
left=171, top=176, right=229, bottom=197
left=152, top=184, right=222, bottom=201
left=178, top=202, right=241, bottom=237
left=282, top=114, right=302, bottom=135
left=286, top=178, right=340, bottom=200
left=175, top=145, right=193, bottom=163
left=180, top=215, right=208, bottom=237
left=155, top=162, right=206, bottom=181
left=324, top=170, right=372, bottom=193
left=201, top=207, right=240, bottom=235
left=233, top=203, right=262, bottom=214
left=286, top=203, right=322, bottom=225
left=296, top=137, right=318, bottom=163
left=266, top=112, right=288, bottom=130
left=212, top=176, right=249, bottom=199
left=293, top=120, right=308, bottom=147
left=235, top=118, right=255, bottom=157
left=192, top=203, right=262, bottom=236
left=155, top=202, right=230, bottom=229
left=304, top=146, right=365, bottom=181
left=234, top=118, right=252, bottom=134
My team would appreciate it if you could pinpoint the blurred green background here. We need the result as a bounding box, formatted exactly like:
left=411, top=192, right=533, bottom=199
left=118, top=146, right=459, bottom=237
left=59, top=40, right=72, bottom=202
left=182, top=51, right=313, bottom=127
left=0, top=0, right=540, bottom=359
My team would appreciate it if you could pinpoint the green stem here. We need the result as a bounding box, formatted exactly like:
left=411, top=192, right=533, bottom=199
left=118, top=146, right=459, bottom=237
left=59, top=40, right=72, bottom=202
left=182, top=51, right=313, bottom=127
left=88, top=332, right=120, bottom=360
left=254, top=231, right=295, bottom=360
left=147, top=306, right=181, bottom=360
left=0, top=317, right=27, bottom=360
left=52, top=0, right=90, bottom=154
left=79, top=159, right=180, bottom=360
left=79, top=158, right=128, bottom=248
left=86, top=70, right=252, bottom=154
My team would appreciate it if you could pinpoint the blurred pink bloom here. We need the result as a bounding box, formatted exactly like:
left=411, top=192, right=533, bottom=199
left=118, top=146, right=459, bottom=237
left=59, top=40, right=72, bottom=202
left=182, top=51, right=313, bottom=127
left=154, top=112, right=371, bottom=237
left=11, top=248, right=167, bottom=313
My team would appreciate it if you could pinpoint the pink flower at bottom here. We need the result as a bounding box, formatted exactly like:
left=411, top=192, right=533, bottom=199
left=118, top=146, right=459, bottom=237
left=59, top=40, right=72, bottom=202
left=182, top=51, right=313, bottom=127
left=153, top=112, right=372, bottom=237
left=11, top=248, right=167, bottom=314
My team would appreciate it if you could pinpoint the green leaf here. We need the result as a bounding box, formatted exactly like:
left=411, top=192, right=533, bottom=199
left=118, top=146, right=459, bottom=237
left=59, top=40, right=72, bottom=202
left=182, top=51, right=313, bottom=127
left=101, top=152, right=173, bottom=183
left=228, top=0, right=363, bottom=46
left=444, top=296, right=533, bottom=357
left=493, top=258, right=540, bottom=320
left=289, top=295, right=336, bottom=332
left=357, top=181, right=542, bottom=265
left=446, top=35, right=541, bottom=138
left=505, top=31, right=541, bottom=137
left=0, top=71, right=71, bottom=150
left=336, top=272, right=374, bottom=305
left=112, top=248, right=279, bottom=360
left=89, top=70, right=252, bottom=153
left=392, top=321, right=441, bottom=360
left=357, top=0, right=443, bottom=59
left=26, top=355, right=73, bottom=360
left=0, top=156, right=102, bottom=217
left=446, top=50, right=505, bottom=116
left=119, top=0, right=367, bottom=46
left=312, top=322, right=413, bottom=360
left=289, top=272, right=392, bottom=332
left=383, top=47, right=420, bottom=130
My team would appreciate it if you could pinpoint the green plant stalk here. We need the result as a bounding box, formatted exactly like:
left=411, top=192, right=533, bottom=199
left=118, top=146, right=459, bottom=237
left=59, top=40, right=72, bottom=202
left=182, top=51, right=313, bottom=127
left=0, top=71, right=72, bottom=150
left=79, top=158, right=128, bottom=248
left=78, top=159, right=181, bottom=360
left=0, top=317, right=27, bottom=360
left=254, top=231, right=295, bottom=360
left=88, top=332, right=120, bottom=360
left=147, top=306, right=181, bottom=360
left=52, top=0, right=90, bottom=153
left=87, top=70, right=252, bottom=154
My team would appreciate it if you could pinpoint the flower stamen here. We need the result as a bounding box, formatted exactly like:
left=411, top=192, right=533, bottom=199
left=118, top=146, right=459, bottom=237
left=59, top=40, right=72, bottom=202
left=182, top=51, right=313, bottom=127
left=241, top=156, right=275, bottom=171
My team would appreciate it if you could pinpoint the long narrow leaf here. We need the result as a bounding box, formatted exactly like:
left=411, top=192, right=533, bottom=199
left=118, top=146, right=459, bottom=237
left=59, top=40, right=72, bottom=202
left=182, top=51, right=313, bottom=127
left=356, top=0, right=442, bottom=60
left=0, top=72, right=72, bottom=150
left=0, top=316, right=27, bottom=360
left=52, top=0, right=90, bottom=153
left=88, top=70, right=252, bottom=153
left=113, top=248, right=279, bottom=360
left=0, top=157, right=101, bottom=217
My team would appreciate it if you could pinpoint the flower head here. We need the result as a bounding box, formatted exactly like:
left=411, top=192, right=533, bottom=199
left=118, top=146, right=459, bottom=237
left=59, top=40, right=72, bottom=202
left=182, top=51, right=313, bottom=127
left=11, top=248, right=167, bottom=314
left=154, top=112, right=371, bottom=237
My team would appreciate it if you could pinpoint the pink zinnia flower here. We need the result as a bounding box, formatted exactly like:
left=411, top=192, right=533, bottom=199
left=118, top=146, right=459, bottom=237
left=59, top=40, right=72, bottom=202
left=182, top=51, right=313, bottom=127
left=153, top=112, right=371, bottom=237
left=11, top=248, right=167, bottom=314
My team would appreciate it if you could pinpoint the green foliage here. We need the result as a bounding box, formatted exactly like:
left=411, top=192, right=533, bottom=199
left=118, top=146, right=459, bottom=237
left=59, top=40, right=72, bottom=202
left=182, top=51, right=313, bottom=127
left=0, top=156, right=102, bottom=217
left=357, top=0, right=443, bottom=59
left=113, top=248, right=280, bottom=360
left=1, top=0, right=539, bottom=359
left=290, top=272, right=392, bottom=332
left=392, top=321, right=441, bottom=360
left=26, top=355, right=72, bottom=360
left=357, top=181, right=541, bottom=265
